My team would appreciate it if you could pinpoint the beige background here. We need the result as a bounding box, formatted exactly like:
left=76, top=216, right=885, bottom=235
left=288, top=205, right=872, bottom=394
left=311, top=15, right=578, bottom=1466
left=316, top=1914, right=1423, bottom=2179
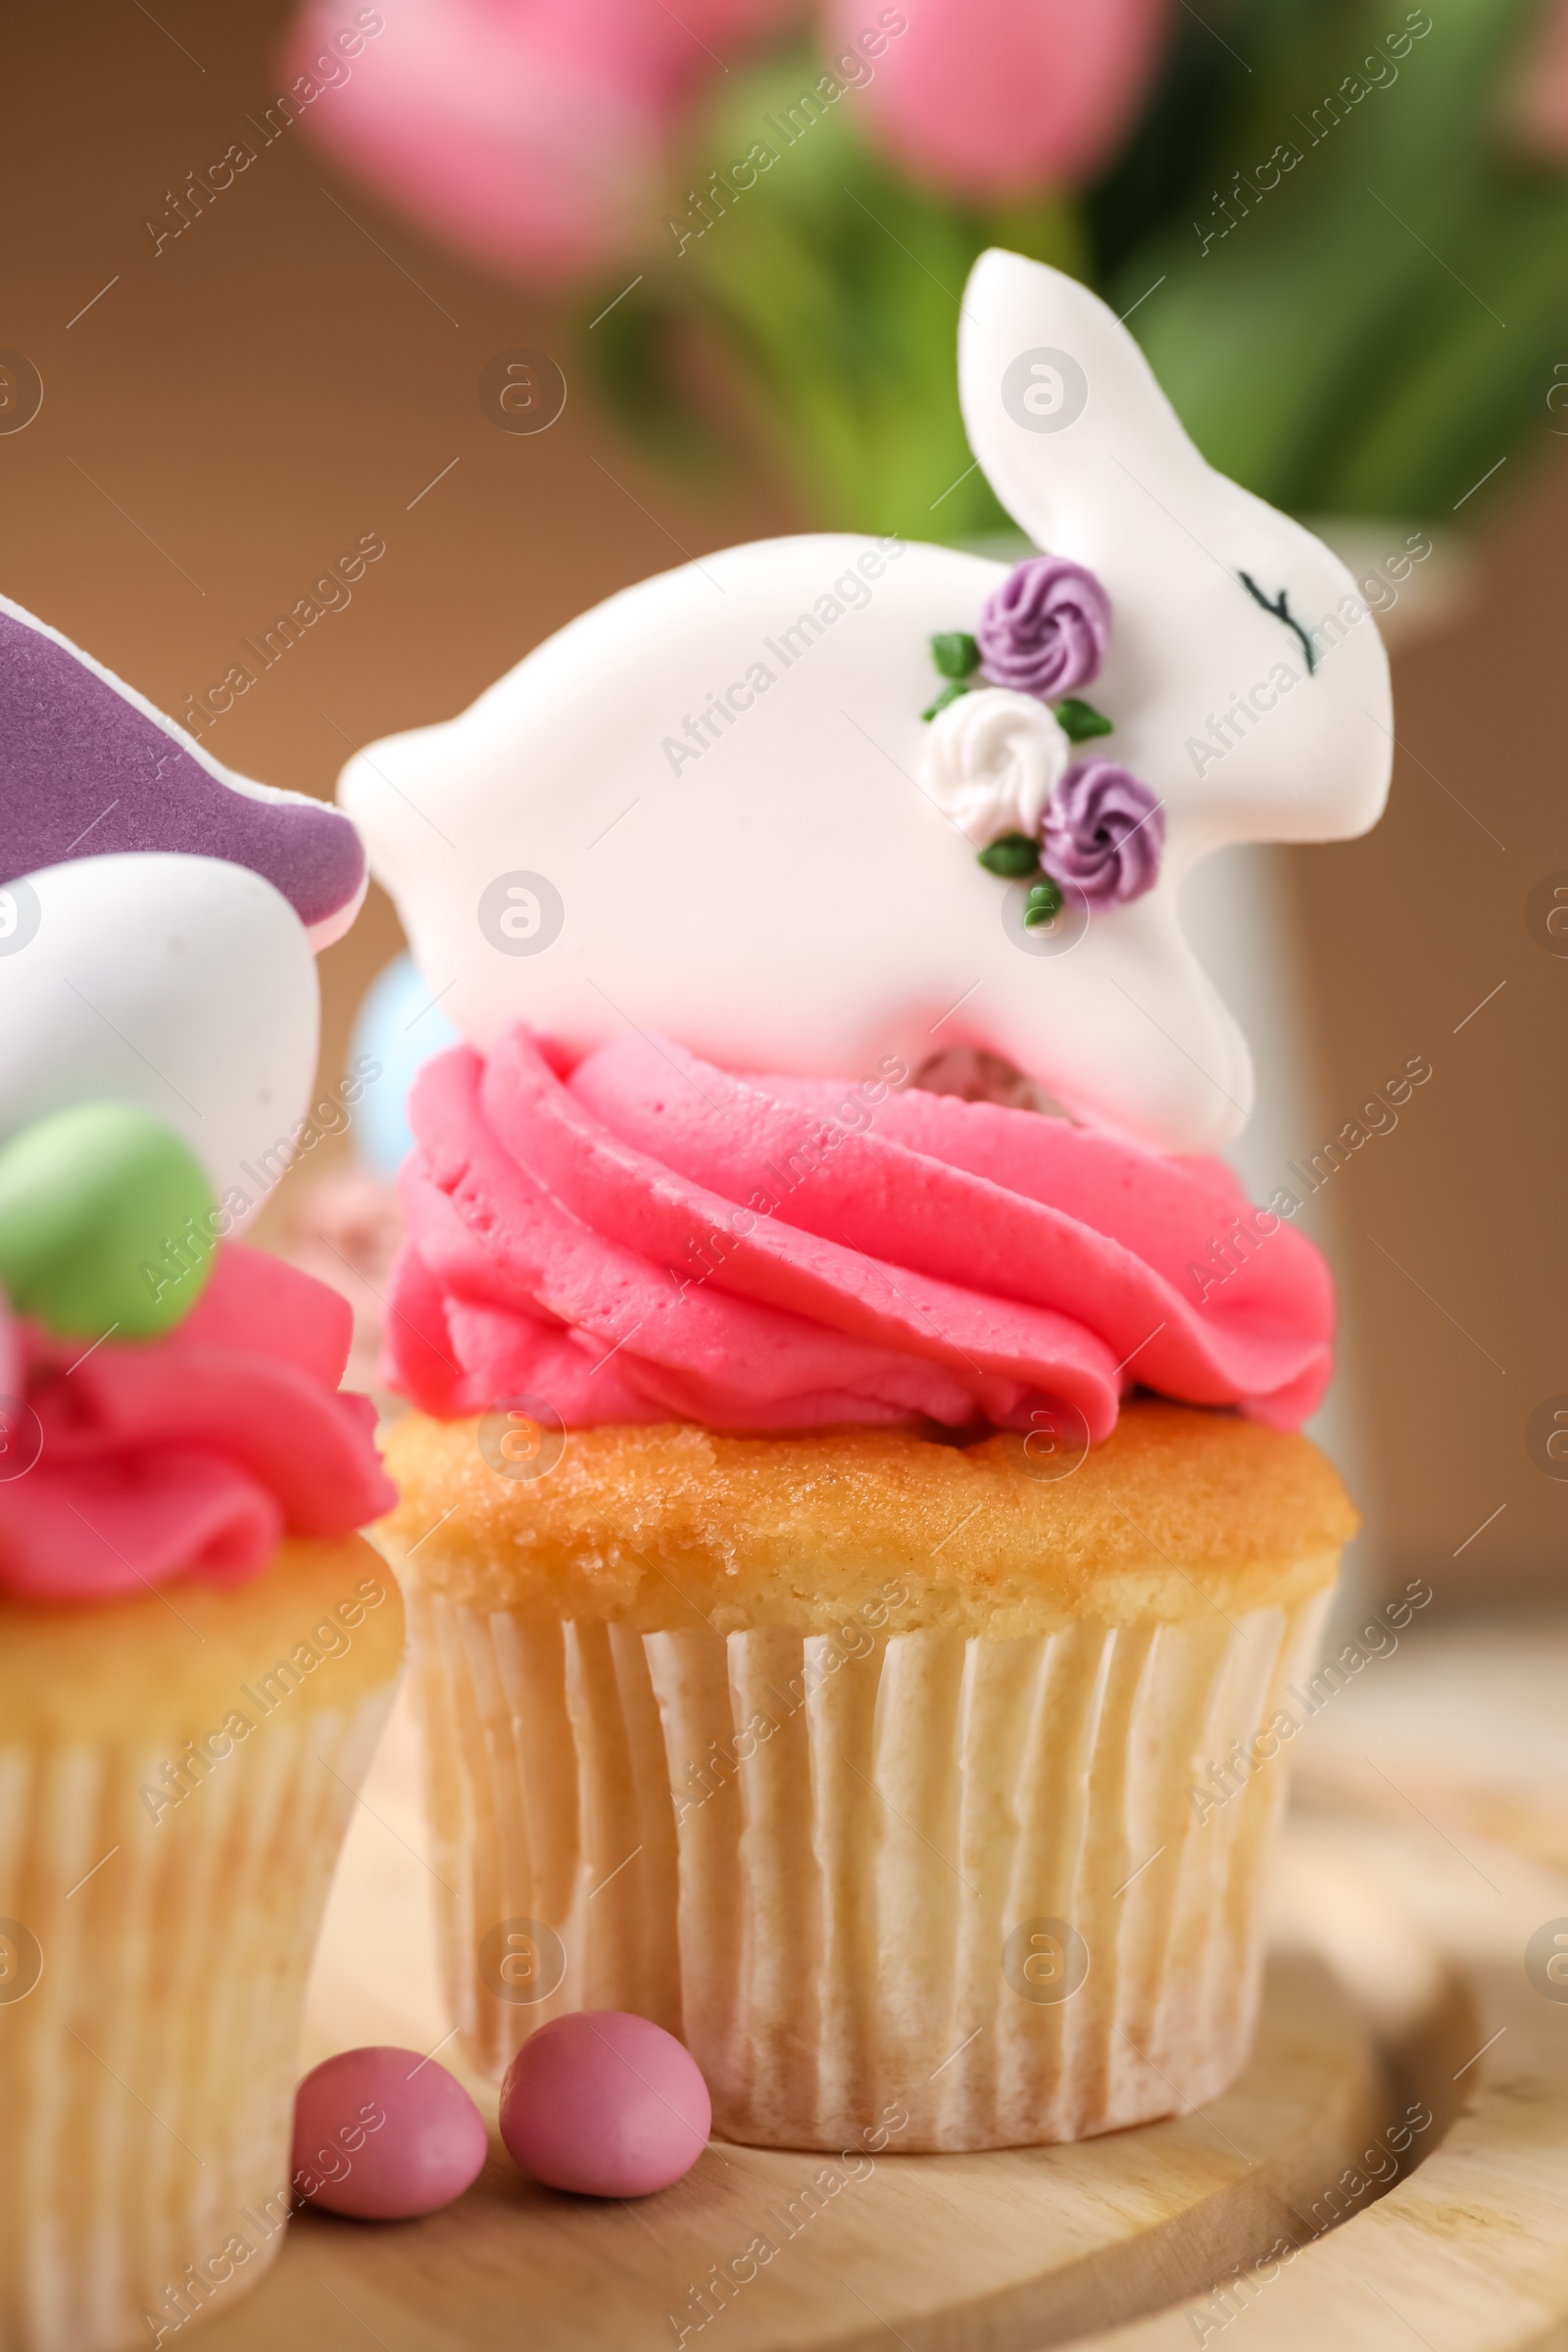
left=3, top=1, right=1563, bottom=1601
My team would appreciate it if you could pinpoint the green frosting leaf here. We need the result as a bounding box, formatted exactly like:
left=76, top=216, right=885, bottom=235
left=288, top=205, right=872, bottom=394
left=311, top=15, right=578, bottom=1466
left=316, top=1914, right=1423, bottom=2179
left=1022, top=878, right=1064, bottom=928
left=1054, top=699, right=1113, bottom=742
left=921, top=678, right=970, bottom=721
left=0, top=1103, right=217, bottom=1340
left=930, top=630, right=980, bottom=682
left=977, top=834, right=1041, bottom=878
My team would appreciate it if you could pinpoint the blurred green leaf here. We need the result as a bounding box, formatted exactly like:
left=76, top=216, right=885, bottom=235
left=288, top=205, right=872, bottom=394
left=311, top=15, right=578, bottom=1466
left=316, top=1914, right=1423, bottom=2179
left=586, top=57, right=1085, bottom=541
left=588, top=289, right=727, bottom=486
left=1113, top=0, right=1568, bottom=517
left=580, top=3, right=1567, bottom=536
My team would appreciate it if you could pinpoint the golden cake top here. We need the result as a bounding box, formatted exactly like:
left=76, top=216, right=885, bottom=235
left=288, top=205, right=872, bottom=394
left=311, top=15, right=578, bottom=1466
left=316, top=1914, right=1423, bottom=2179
left=0, top=1537, right=402, bottom=1741
left=377, top=1402, right=1356, bottom=1638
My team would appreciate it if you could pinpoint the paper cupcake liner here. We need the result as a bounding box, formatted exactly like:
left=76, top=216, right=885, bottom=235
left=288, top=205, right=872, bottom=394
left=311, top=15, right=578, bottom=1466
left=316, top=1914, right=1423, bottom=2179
left=0, top=1680, right=396, bottom=2352
left=407, top=1581, right=1331, bottom=2151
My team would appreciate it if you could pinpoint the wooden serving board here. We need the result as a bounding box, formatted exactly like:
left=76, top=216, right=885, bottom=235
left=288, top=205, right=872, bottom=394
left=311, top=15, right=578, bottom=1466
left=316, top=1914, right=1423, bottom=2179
left=195, top=1676, right=1568, bottom=2351
left=201, top=1950, right=1386, bottom=2352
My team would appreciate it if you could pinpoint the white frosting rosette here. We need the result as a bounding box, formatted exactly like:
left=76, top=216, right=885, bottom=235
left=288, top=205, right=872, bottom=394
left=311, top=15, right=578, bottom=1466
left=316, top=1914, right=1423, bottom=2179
left=920, top=686, right=1071, bottom=843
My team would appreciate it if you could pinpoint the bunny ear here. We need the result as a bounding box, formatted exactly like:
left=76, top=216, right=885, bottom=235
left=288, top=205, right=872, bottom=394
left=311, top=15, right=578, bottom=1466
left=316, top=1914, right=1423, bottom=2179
left=959, top=247, right=1211, bottom=547
left=0, top=596, right=367, bottom=950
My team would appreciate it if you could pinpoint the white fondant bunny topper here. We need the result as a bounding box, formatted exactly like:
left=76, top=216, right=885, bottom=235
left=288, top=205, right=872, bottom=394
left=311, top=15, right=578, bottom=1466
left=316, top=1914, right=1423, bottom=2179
left=340, top=250, right=1391, bottom=1154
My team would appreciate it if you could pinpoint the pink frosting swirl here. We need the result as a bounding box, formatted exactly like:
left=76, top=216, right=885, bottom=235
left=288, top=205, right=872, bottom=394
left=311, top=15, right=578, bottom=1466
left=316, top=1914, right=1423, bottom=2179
left=0, top=1246, right=396, bottom=1606
left=385, top=1027, right=1334, bottom=1439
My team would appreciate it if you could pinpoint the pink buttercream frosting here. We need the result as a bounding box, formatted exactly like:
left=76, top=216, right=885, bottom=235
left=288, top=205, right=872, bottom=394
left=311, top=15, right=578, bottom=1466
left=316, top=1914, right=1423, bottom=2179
left=0, top=1246, right=396, bottom=1606
left=385, top=1027, right=1334, bottom=1439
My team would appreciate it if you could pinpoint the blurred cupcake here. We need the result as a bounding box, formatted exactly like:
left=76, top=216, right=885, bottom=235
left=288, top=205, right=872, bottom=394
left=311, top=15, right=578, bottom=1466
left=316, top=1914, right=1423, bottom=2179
left=341, top=251, right=1389, bottom=2151
left=0, top=592, right=396, bottom=2342
left=0, top=1166, right=399, bottom=2347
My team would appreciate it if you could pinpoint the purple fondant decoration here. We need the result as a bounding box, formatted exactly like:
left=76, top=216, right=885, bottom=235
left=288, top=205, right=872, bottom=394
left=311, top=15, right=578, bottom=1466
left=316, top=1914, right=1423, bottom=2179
left=0, top=597, right=365, bottom=944
left=1041, top=760, right=1165, bottom=906
left=977, top=556, right=1111, bottom=700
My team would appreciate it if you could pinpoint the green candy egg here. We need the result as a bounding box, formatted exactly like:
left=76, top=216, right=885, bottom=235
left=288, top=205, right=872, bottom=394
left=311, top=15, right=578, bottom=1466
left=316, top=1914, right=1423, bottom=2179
left=0, top=1103, right=218, bottom=1340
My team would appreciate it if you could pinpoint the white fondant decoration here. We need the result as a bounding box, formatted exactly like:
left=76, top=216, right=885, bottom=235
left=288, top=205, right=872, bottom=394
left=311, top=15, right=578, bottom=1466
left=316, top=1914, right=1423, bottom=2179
left=0, top=854, right=319, bottom=1221
left=339, top=250, right=1391, bottom=1153
left=922, top=687, right=1071, bottom=843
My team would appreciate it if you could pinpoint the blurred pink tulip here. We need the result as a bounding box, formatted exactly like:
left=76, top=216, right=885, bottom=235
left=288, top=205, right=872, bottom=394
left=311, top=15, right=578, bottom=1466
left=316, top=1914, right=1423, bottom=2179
left=826, top=0, right=1171, bottom=199
left=649, top=0, right=803, bottom=36
left=1513, top=0, right=1568, bottom=160
left=283, top=0, right=796, bottom=282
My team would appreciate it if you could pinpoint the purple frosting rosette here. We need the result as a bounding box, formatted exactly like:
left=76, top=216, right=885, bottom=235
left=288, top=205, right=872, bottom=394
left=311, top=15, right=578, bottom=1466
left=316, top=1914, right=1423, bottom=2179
left=1041, top=761, right=1165, bottom=906
left=976, top=556, right=1111, bottom=700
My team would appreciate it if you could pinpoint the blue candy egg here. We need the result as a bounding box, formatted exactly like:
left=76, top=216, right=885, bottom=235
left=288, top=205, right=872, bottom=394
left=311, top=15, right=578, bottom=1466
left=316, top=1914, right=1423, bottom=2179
left=349, top=955, right=460, bottom=1178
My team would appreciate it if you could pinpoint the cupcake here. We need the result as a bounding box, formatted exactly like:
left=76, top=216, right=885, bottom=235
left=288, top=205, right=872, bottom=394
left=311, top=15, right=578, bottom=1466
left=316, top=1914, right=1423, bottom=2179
left=0, top=608, right=398, bottom=2347
left=371, top=1043, right=1354, bottom=2149
left=0, top=1248, right=399, bottom=2345
left=342, top=249, right=1390, bottom=2151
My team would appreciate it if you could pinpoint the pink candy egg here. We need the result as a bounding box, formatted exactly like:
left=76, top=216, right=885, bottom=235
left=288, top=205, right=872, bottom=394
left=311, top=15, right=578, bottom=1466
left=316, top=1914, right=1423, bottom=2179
left=292, top=2046, right=488, bottom=2221
left=499, top=2011, right=710, bottom=2197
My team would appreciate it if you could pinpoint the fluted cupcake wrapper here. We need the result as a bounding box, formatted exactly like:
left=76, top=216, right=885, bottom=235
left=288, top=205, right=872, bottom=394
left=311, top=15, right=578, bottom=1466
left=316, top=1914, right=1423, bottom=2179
left=0, top=1684, right=396, bottom=2352
left=408, top=1582, right=1331, bottom=2151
